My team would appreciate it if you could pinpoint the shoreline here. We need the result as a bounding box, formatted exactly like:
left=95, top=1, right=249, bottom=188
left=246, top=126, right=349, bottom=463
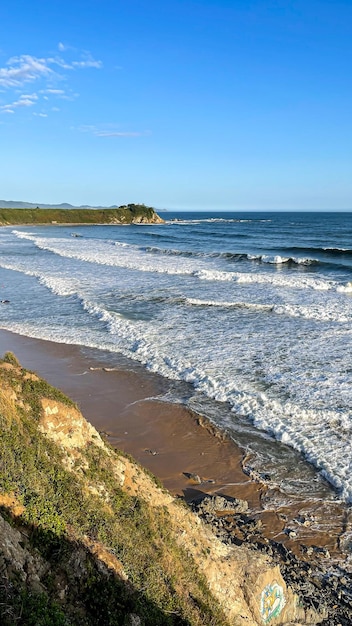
left=0, top=329, right=351, bottom=575
left=0, top=329, right=261, bottom=504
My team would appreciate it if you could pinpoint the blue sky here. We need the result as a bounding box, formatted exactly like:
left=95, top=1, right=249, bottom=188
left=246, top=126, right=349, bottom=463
left=1, top=0, right=352, bottom=211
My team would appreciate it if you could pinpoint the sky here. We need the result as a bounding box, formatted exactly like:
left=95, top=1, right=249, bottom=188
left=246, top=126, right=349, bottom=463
left=1, top=0, right=352, bottom=211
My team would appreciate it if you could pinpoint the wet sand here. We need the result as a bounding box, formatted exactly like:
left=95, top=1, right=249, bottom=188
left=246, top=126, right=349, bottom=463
left=0, top=329, right=350, bottom=571
left=0, top=330, right=262, bottom=504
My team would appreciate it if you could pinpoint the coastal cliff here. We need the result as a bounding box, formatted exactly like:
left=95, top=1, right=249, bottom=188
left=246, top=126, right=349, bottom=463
left=0, top=204, right=164, bottom=226
left=0, top=353, right=323, bottom=625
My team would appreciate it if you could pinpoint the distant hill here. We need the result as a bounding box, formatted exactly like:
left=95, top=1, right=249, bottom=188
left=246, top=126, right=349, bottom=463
left=0, top=200, right=119, bottom=209
left=0, top=204, right=164, bottom=226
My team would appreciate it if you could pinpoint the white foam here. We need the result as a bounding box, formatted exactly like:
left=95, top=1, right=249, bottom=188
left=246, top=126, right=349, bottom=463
left=337, top=281, right=352, bottom=293
left=261, top=254, right=289, bottom=264
left=324, top=246, right=350, bottom=252
left=39, top=275, right=78, bottom=297
left=185, top=298, right=351, bottom=322
left=0, top=262, right=78, bottom=296
left=5, top=224, right=352, bottom=502
left=247, top=253, right=315, bottom=265
left=0, top=261, right=78, bottom=297
left=6, top=294, right=352, bottom=502
left=12, top=231, right=198, bottom=276
left=193, top=269, right=235, bottom=282
left=2, top=277, right=352, bottom=501
left=235, top=271, right=334, bottom=291
left=166, top=217, right=257, bottom=225
left=291, top=256, right=315, bottom=265
left=185, top=298, right=273, bottom=311
left=273, top=302, right=350, bottom=323
left=12, top=230, right=342, bottom=295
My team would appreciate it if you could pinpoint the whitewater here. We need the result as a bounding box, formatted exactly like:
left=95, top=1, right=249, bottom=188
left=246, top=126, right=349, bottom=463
left=0, top=210, right=351, bottom=502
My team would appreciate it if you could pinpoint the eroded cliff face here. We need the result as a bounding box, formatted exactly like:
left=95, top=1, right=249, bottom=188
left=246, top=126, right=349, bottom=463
left=131, top=212, right=164, bottom=224
left=131, top=215, right=164, bottom=224
left=0, top=355, right=323, bottom=626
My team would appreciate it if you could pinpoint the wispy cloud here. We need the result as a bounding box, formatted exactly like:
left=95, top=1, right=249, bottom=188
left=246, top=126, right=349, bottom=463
left=0, top=55, right=53, bottom=88
left=1, top=93, right=38, bottom=114
left=78, top=124, right=151, bottom=138
left=96, top=130, right=146, bottom=137
left=40, top=87, right=76, bottom=101
left=71, top=55, right=103, bottom=69
left=0, top=45, right=102, bottom=116
left=41, top=88, right=66, bottom=95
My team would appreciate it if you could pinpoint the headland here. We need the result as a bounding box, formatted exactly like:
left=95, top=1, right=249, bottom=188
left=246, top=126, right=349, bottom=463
left=0, top=203, right=164, bottom=226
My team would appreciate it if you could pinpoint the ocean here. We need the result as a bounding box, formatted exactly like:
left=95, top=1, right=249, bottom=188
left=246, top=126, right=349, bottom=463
left=0, top=211, right=351, bottom=503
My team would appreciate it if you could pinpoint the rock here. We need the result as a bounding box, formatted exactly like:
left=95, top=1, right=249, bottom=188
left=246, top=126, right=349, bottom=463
left=285, top=528, right=298, bottom=539
left=128, top=615, right=141, bottom=626
left=0, top=513, right=49, bottom=589
left=313, top=546, right=330, bottom=559
left=294, top=514, right=313, bottom=527
left=194, top=495, right=249, bottom=515
left=183, top=472, right=202, bottom=483
left=242, top=465, right=271, bottom=483
left=236, top=514, right=262, bottom=533
left=301, top=545, right=314, bottom=556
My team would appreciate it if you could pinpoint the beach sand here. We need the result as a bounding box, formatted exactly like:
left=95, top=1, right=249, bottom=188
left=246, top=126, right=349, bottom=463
left=0, top=329, right=350, bottom=571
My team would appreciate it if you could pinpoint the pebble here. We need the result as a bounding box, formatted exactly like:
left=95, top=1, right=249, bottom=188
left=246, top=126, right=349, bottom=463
left=285, top=528, right=298, bottom=539
left=144, top=449, right=158, bottom=456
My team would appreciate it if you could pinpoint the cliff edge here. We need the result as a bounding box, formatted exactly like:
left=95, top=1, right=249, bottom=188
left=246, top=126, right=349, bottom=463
left=0, top=352, right=323, bottom=625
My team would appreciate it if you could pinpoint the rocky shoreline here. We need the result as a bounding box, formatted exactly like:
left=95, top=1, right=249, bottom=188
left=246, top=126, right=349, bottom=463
left=189, top=494, right=351, bottom=625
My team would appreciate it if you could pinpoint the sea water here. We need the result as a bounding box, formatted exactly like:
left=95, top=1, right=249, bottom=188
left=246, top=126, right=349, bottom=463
left=0, top=211, right=351, bottom=502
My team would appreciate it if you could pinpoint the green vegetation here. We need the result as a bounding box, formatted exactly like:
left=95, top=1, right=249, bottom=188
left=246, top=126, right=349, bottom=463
left=0, top=588, right=69, bottom=626
left=0, top=356, right=229, bottom=625
left=2, top=351, right=21, bottom=366
left=0, top=204, right=162, bottom=225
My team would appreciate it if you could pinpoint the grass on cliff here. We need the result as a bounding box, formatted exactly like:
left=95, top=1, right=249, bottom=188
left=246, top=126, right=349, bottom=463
left=0, top=203, right=158, bottom=225
left=0, top=354, right=229, bottom=626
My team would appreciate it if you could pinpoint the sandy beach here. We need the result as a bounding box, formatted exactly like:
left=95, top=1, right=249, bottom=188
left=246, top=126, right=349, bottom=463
left=0, top=328, right=350, bottom=574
